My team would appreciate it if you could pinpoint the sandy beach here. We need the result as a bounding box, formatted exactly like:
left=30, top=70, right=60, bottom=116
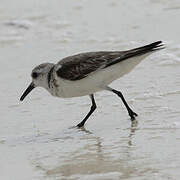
left=0, top=0, right=180, bottom=179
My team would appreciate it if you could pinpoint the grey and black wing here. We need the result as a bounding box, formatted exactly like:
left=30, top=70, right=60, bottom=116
left=55, top=41, right=163, bottom=81
left=55, top=52, right=116, bottom=81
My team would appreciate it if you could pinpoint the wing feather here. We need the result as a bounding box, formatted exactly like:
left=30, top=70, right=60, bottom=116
left=55, top=41, right=163, bottom=81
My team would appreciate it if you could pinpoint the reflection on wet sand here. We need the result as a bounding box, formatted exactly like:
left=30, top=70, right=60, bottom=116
left=128, top=120, right=138, bottom=146
left=32, top=120, right=153, bottom=179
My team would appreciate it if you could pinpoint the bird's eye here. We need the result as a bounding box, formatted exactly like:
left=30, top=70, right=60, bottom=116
left=32, top=72, right=38, bottom=78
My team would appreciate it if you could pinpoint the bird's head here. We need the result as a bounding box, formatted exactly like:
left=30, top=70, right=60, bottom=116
left=20, top=63, right=54, bottom=101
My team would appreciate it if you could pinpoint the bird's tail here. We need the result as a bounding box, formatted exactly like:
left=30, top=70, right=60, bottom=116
left=122, top=41, right=164, bottom=60
left=106, top=41, right=164, bottom=67
left=131, top=41, right=164, bottom=53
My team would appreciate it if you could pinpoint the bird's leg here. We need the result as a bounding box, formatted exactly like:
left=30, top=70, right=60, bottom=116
left=106, top=87, right=138, bottom=120
left=77, top=94, right=97, bottom=127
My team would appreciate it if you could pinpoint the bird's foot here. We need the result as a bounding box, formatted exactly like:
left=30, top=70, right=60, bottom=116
left=77, top=122, right=84, bottom=128
left=128, top=110, right=138, bottom=121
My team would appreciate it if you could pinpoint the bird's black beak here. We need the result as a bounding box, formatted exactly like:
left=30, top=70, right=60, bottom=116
left=20, top=82, right=35, bottom=101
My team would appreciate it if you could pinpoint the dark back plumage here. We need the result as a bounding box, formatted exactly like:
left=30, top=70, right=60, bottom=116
left=56, top=41, right=163, bottom=81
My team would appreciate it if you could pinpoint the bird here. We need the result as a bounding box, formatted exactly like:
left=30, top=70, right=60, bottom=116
left=20, top=41, right=164, bottom=127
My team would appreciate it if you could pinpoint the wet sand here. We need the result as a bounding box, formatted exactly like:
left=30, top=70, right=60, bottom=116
left=0, top=0, right=180, bottom=179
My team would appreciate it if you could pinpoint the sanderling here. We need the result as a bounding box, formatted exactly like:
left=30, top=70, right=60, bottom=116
left=20, top=41, right=164, bottom=127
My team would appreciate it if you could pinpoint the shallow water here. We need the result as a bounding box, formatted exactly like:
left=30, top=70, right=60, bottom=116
left=1, top=0, right=180, bottom=179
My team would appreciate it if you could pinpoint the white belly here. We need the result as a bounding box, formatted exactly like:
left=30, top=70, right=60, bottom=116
left=53, top=53, right=151, bottom=98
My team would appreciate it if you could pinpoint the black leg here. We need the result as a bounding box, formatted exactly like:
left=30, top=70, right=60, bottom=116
left=77, top=94, right=97, bottom=127
left=111, top=88, right=138, bottom=120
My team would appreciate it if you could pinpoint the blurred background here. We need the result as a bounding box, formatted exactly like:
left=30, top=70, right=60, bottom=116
left=0, top=0, right=180, bottom=180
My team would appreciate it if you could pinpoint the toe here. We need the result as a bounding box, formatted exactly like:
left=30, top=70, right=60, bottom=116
left=129, top=111, right=138, bottom=120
